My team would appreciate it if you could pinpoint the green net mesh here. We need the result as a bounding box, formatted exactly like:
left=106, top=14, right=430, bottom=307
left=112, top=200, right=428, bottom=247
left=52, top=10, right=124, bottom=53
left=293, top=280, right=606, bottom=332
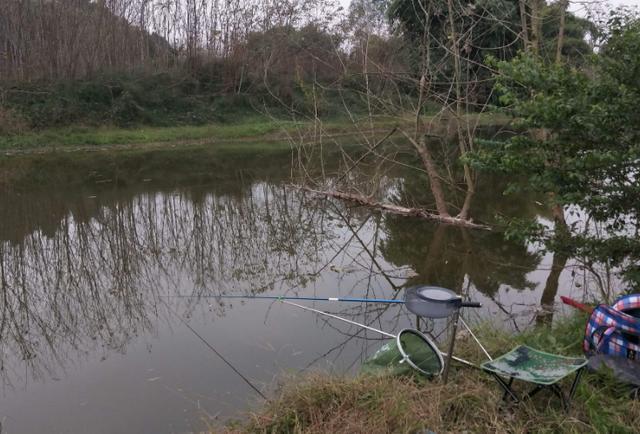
left=361, top=329, right=442, bottom=377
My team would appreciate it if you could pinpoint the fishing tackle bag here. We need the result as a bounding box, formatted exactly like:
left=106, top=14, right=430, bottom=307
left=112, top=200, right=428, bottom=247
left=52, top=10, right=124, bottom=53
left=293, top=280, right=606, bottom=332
left=584, top=294, right=640, bottom=361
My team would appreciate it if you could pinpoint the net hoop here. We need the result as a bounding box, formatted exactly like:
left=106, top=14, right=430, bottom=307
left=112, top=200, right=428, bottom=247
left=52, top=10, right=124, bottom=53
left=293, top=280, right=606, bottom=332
left=396, top=328, right=444, bottom=376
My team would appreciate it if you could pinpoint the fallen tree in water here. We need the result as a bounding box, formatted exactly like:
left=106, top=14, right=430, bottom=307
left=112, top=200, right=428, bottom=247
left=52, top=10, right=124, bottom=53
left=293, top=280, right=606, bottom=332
left=302, top=188, right=491, bottom=230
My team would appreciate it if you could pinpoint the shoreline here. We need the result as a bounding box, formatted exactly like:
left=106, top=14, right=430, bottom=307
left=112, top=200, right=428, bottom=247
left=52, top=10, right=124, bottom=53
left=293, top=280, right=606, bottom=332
left=226, top=314, right=639, bottom=433
left=0, top=113, right=508, bottom=154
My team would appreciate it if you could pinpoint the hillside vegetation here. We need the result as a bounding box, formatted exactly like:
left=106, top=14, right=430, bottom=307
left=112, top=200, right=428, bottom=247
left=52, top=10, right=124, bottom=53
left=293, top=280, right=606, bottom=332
left=0, top=0, right=592, bottom=133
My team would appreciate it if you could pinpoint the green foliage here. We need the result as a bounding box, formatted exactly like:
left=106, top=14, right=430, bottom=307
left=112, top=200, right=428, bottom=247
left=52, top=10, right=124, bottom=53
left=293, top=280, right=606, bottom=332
left=471, top=12, right=640, bottom=287
left=519, top=313, right=586, bottom=354
left=1, top=72, right=226, bottom=128
left=0, top=116, right=404, bottom=151
left=0, top=119, right=293, bottom=150
left=0, top=107, right=28, bottom=135
left=0, top=24, right=364, bottom=130
left=388, top=0, right=523, bottom=101
left=541, top=2, right=597, bottom=64
left=0, top=69, right=372, bottom=131
left=388, top=0, right=594, bottom=106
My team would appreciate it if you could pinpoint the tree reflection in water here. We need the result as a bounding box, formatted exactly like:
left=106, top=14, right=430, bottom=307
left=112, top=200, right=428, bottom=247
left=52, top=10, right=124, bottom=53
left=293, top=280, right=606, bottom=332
left=0, top=155, right=579, bottom=398
left=0, top=182, right=341, bottom=388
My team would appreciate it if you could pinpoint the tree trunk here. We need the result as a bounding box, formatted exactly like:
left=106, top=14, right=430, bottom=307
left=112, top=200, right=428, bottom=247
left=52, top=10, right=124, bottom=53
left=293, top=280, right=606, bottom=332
left=519, top=0, right=530, bottom=51
left=530, top=0, right=544, bottom=54
left=551, top=202, right=567, bottom=228
left=545, top=148, right=568, bottom=228
left=409, top=135, right=451, bottom=218
left=538, top=186, right=571, bottom=327
left=447, top=0, right=475, bottom=220
left=556, top=0, right=569, bottom=64
left=535, top=251, right=569, bottom=326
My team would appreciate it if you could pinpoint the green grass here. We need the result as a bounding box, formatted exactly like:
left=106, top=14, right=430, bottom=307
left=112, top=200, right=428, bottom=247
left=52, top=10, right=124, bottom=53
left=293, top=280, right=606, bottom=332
left=0, top=117, right=298, bottom=150
left=0, top=112, right=508, bottom=152
left=0, top=116, right=390, bottom=150
left=227, top=314, right=640, bottom=433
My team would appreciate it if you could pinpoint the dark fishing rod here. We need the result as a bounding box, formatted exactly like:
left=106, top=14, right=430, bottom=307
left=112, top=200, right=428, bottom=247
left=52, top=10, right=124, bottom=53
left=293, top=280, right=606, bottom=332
left=164, top=294, right=405, bottom=304
left=161, top=300, right=267, bottom=400
left=164, top=289, right=491, bottom=361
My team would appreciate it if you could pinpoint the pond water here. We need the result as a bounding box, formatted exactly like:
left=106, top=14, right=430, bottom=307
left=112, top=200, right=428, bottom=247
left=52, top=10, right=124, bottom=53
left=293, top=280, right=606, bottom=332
left=0, top=147, right=589, bottom=433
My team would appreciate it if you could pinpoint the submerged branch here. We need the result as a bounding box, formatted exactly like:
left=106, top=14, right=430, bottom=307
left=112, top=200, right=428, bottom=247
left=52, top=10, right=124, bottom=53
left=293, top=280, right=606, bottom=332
left=300, top=188, right=490, bottom=230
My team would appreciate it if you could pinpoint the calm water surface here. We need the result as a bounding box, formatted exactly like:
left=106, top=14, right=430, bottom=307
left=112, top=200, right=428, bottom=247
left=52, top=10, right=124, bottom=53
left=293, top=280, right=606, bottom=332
left=0, top=149, right=588, bottom=433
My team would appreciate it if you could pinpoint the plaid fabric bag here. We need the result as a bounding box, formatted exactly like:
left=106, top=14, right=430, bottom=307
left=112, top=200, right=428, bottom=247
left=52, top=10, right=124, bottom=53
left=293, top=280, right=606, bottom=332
left=612, top=294, right=640, bottom=313
left=584, top=295, right=640, bottom=361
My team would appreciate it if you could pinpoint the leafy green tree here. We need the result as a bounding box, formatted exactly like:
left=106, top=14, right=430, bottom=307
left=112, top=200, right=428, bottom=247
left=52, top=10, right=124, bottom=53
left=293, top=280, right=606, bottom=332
left=388, top=0, right=524, bottom=101
left=471, top=13, right=640, bottom=289
left=541, top=1, right=596, bottom=65
left=387, top=0, right=594, bottom=90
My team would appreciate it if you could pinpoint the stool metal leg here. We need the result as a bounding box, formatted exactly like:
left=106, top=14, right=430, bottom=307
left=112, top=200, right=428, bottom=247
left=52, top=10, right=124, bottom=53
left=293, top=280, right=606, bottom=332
left=488, top=368, right=585, bottom=412
left=489, top=373, right=520, bottom=403
left=502, top=377, right=515, bottom=401
left=525, top=384, right=546, bottom=399
left=565, top=367, right=585, bottom=411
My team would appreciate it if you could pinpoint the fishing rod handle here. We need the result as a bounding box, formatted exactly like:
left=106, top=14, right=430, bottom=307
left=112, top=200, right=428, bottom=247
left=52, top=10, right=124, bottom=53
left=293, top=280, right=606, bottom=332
left=460, top=301, right=482, bottom=308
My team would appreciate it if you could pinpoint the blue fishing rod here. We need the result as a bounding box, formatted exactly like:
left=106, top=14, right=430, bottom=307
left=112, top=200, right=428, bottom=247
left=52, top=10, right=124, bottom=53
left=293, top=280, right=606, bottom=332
left=165, top=294, right=405, bottom=304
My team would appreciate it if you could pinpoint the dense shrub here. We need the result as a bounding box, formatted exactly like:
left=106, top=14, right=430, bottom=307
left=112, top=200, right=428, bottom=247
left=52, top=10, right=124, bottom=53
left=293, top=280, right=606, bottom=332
left=0, top=107, right=28, bottom=135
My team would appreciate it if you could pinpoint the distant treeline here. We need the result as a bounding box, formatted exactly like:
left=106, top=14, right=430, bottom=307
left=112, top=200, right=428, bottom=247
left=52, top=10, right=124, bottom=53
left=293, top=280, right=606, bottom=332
left=0, top=0, right=595, bottom=130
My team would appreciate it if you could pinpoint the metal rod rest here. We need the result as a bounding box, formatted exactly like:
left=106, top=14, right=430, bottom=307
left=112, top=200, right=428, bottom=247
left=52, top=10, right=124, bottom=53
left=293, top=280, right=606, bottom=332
left=282, top=300, right=477, bottom=369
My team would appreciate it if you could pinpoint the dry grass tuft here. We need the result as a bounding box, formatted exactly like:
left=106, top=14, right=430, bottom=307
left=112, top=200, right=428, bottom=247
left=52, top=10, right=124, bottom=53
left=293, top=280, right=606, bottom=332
left=224, top=315, right=640, bottom=433
left=234, top=372, right=595, bottom=433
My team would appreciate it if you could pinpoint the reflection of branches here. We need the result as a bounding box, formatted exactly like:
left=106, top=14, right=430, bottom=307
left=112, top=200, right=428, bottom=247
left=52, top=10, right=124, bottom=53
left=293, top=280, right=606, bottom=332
left=479, top=292, right=522, bottom=333
left=382, top=212, right=542, bottom=298
left=298, top=303, right=411, bottom=374
left=329, top=202, right=402, bottom=291
left=0, top=182, right=336, bottom=387
left=0, top=153, right=570, bottom=396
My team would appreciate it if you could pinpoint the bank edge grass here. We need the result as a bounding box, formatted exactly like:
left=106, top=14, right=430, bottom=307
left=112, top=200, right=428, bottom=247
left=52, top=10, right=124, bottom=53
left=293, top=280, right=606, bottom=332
left=0, top=118, right=382, bottom=150
left=0, top=117, right=295, bottom=150
left=0, top=113, right=507, bottom=151
left=231, top=314, right=640, bottom=433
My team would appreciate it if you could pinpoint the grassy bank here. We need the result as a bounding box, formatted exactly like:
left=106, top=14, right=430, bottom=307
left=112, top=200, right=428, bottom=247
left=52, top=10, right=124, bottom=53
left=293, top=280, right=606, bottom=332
left=0, top=117, right=291, bottom=150
left=229, top=315, right=639, bottom=433
left=0, top=116, right=394, bottom=151
left=0, top=113, right=509, bottom=152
